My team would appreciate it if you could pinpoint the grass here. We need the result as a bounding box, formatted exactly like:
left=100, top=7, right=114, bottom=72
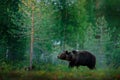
left=0, top=64, right=120, bottom=80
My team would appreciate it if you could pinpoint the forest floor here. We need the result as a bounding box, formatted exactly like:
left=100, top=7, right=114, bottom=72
left=0, top=65, right=120, bottom=80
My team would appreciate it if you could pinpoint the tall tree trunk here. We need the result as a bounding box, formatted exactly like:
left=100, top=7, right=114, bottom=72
left=30, top=4, right=34, bottom=70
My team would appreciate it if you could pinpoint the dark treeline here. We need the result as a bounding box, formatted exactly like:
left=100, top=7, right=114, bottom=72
left=0, top=0, right=120, bottom=71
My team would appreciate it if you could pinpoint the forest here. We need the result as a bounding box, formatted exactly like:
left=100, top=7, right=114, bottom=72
left=0, top=0, right=120, bottom=80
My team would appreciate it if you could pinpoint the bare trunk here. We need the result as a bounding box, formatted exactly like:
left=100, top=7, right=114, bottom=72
left=63, top=26, right=66, bottom=51
left=30, top=5, right=34, bottom=70
left=76, top=33, right=80, bottom=50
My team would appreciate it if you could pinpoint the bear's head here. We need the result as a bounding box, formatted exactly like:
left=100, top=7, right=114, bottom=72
left=57, top=50, right=72, bottom=61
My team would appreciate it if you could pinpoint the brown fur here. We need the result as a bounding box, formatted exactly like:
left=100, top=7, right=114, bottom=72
left=57, top=50, right=96, bottom=69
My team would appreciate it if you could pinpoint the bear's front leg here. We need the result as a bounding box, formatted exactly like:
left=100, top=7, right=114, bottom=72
left=68, top=61, right=75, bottom=68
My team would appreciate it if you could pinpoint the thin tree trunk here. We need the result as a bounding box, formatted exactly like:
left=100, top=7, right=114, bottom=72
left=76, top=34, right=80, bottom=50
left=30, top=4, right=34, bottom=70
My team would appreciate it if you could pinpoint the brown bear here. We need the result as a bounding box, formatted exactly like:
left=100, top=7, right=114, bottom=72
left=57, top=50, right=96, bottom=69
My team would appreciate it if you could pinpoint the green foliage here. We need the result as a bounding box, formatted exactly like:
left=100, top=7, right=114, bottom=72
left=0, top=0, right=27, bottom=63
left=0, top=62, right=12, bottom=72
left=106, top=48, right=120, bottom=68
left=105, top=28, right=120, bottom=68
left=52, top=0, right=88, bottom=50
left=105, top=0, right=120, bottom=41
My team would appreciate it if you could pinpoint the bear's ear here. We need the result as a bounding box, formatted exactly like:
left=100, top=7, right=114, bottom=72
left=65, top=50, right=69, bottom=55
left=72, top=50, right=77, bottom=54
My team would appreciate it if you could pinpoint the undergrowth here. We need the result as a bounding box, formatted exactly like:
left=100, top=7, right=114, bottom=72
left=0, top=64, right=120, bottom=80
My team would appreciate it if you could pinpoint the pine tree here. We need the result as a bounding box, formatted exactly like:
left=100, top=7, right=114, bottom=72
left=0, top=0, right=26, bottom=63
